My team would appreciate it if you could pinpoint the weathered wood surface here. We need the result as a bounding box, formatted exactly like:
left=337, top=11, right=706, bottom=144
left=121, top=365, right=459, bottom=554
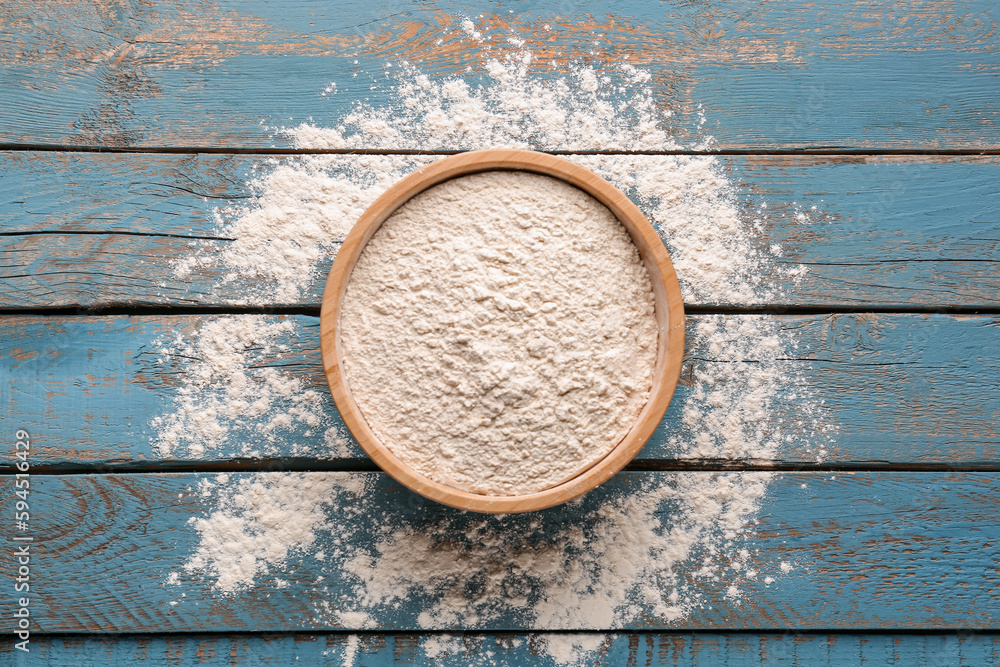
left=2, top=152, right=999, bottom=309
left=3, top=313, right=998, bottom=469
left=0, top=471, right=997, bottom=633
left=12, top=632, right=1000, bottom=666
left=1, top=1, right=998, bottom=150
left=3, top=0, right=999, bottom=652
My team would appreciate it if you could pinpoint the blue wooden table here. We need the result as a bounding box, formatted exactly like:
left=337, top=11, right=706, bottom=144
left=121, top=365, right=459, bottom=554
left=2, top=1, right=1000, bottom=665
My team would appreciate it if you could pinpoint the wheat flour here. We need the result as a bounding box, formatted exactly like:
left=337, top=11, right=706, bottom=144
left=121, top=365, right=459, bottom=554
left=162, top=17, right=833, bottom=667
left=174, top=155, right=433, bottom=306
left=150, top=315, right=353, bottom=459
left=341, top=171, right=657, bottom=495
left=183, top=473, right=365, bottom=592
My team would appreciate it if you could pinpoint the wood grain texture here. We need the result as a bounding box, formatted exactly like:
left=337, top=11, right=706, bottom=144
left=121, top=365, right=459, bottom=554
left=3, top=313, right=998, bottom=469
left=0, top=0, right=996, bottom=652
left=12, top=632, right=1000, bottom=666
left=0, top=471, right=997, bottom=633
left=2, top=152, right=999, bottom=309
left=0, top=1, right=998, bottom=149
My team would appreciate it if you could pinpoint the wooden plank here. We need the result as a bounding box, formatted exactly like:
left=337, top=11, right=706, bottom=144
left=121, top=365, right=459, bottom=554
left=0, top=1, right=998, bottom=150
left=2, top=152, right=999, bottom=309
left=0, top=471, right=997, bottom=632
left=14, top=632, right=1000, bottom=666
left=0, top=151, right=246, bottom=309
left=3, top=313, right=998, bottom=469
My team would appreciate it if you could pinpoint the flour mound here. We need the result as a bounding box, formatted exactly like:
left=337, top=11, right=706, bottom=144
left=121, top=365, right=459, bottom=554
left=341, top=171, right=658, bottom=496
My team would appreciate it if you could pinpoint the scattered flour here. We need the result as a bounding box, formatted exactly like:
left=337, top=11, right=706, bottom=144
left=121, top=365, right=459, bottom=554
left=183, top=472, right=366, bottom=593
left=341, top=171, right=657, bottom=495
left=177, top=56, right=798, bottom=308
left=161, top=17, right=833, bottom=667
left=184, top=469, right=769, bottom=628
left=422, top=634, right=465, bottom=661
left=331, top=472, right=769, bottom=631
left=541, top=635, right=607, bottom=667
left=675, top=316, right=799, bottom=461
left=342, top=635, right=359, bottom=667
left=150, top=315, right=353, bottom=458
left=572, top=154, right=795, bottom=304
left=286, top=57, right=676, bottom=152
left=175, top=155, right=433, bottom=306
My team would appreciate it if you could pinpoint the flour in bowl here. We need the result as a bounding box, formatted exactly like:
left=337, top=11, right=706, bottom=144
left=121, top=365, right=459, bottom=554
left=340, top=170, right=658, bottom=496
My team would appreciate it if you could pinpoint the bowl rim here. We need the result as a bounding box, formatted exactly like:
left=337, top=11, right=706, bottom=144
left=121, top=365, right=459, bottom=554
left=320, top=148, right=685, bottom=513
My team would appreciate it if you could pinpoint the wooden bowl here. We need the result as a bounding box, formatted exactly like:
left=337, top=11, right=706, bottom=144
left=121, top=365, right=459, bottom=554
left=320, top=149, right=685, bottom=513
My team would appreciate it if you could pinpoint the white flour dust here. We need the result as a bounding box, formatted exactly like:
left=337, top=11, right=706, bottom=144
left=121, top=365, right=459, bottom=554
left=183, top=470, right=769, bottom=625
left=341, top=171, right=657, bottom=496
left=150, top=315, right=352, bottom=459
left=174, top=154, right=432, bottom=306
left=158, top=17, right=831, bottom=667
left=571, top=154, right=807, bottom=305
left=287, top=58, right=677, bottom=152
left=542, top=635, right=607, bottom=667
left=330, top=473, right=769, bottom=630
left=182, top=473, right=365, bottom=592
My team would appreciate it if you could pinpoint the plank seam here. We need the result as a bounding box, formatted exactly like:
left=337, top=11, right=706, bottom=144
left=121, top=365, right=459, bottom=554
left=1, top=144, right=1000, bottom=157
left=6, top=462, right=1000, bottom=476
left=0, top=230, right=235, bottom=241
left=23, top=629, right=1000, bottom=637
left=1, top=305, right=998, bottom=317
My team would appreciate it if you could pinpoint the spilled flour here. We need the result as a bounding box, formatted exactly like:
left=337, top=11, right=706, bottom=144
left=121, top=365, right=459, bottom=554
left=341, top=171, right=658, bottom=496
left=174, top=154, right=433, bottom=306
left=155, top=16, right=832, bottom=667
left=150, top=315, right=352, bottom=459
left=287, top=57, right=678, bottom=152
left=182, top=473, right=366, bottom=592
